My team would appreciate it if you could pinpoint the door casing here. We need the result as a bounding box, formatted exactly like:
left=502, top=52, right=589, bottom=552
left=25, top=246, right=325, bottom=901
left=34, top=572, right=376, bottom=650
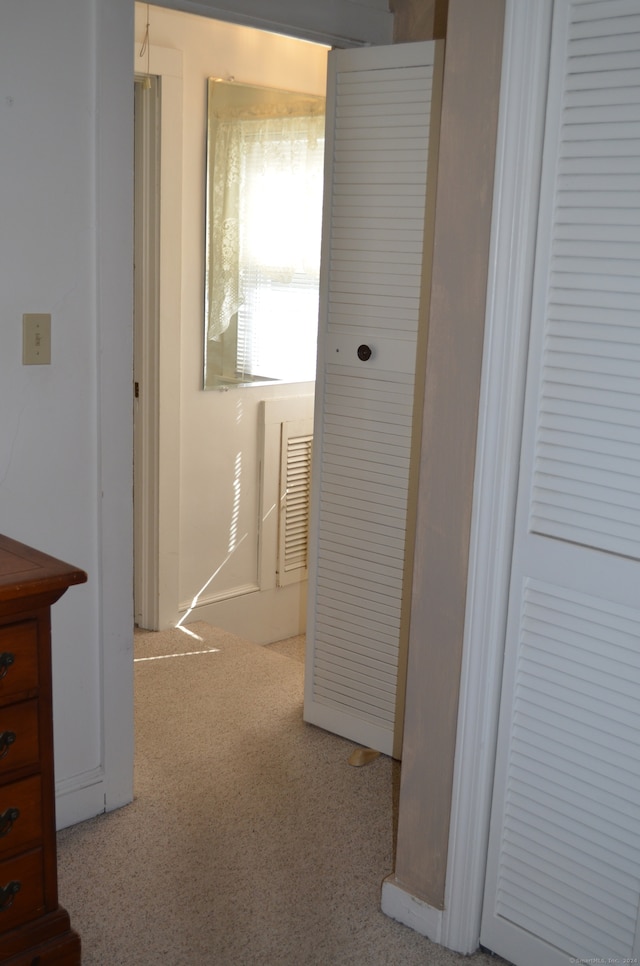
left=132, top=44, right=183, bottom=631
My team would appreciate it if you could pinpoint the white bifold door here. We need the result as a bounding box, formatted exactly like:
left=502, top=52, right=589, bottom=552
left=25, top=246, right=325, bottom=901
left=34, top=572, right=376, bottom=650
left=482, top=2, right=640, bottom=964
left=304, top=41, right=441, bottom=757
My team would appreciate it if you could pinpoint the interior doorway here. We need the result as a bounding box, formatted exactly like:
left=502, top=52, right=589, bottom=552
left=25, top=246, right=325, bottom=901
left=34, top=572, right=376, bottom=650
left=131, top=5, right=327, bottom=641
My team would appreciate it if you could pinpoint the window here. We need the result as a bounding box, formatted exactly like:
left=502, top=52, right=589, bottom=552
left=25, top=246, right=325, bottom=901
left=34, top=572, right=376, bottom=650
left=204, top=81, right=325, bottom=388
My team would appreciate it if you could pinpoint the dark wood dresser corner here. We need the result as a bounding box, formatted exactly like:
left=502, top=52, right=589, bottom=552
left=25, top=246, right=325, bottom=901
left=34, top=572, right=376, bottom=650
left=0, top=535, right=87, bottom=965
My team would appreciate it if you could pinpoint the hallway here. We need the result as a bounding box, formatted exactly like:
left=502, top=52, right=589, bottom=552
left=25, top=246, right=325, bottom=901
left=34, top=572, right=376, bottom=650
left=56, top=621, right=500, bottom=965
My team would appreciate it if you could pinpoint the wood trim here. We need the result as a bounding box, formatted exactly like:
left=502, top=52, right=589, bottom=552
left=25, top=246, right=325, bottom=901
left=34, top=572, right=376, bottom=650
left=392, top=0, right=449, bottom=42
left=393, top=0, right=506, bottom=909
left=393, top=38, right=445, bottom=760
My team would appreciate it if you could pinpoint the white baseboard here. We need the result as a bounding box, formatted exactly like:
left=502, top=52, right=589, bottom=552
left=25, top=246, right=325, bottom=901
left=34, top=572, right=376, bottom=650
left=55, top=768, right=106, bottom=831
left=381, top=876, right=443, bottom=943
left=180, top=583, right=307, bottom=645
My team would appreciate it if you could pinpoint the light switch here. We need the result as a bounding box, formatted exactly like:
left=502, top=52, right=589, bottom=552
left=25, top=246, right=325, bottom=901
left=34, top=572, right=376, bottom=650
left=23, top=314, right=51, bottom=365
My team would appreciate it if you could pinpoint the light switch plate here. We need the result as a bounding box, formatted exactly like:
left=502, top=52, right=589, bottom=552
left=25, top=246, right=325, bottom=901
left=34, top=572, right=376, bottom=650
left=23, top=313, right=51, bottom=365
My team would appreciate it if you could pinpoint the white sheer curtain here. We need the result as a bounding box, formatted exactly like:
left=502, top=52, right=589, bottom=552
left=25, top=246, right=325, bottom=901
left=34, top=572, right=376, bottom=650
left=207, top=105, right=325, bottom=382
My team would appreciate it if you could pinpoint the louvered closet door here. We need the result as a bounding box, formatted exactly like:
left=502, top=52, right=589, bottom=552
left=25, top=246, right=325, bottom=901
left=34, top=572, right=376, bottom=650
left=304, top=41, right=440, bottom=757
left=481, top=3, right=640, bottom=965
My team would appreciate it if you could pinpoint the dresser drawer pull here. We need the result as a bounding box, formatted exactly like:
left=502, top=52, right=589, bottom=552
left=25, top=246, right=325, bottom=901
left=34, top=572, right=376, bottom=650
left=0, top=880, right=21, bottom=912
left=0, top=807, right=20, bottom=838
left=0, top=732, right=17, bottom=760
left=0, top=652, right=15, bottom=679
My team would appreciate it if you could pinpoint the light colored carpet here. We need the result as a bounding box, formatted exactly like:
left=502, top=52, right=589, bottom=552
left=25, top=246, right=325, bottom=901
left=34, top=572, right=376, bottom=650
left=56, top=621, right=498, bottom=966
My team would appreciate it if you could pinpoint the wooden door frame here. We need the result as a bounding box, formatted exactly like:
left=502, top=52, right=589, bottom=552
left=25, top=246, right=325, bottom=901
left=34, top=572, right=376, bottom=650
left=383, top=1, right=554, bottom=950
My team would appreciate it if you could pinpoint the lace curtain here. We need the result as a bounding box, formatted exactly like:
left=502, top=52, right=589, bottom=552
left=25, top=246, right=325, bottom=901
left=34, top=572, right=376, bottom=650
left=206, top=108, right=326, bottom=353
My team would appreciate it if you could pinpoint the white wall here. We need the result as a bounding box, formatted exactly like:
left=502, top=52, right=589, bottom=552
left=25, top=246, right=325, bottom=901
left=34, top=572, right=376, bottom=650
left=134, top=5, right=327, bottom=643
left=0, top=0, right=133, bottom=827
left=0, top=0, right=383, bottom=835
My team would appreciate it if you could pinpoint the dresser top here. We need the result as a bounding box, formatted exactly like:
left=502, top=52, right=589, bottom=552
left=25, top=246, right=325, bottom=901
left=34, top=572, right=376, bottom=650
left=0, top=533, right=87, bottom=605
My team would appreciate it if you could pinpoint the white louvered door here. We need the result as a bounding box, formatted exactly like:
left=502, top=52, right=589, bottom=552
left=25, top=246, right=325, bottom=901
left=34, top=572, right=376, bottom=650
left=481, top=3, right=640, bottom=964
left=304, top=41, right=440, bottom=756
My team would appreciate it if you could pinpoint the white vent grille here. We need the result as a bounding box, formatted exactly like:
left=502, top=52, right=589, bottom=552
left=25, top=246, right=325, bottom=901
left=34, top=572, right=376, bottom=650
left=278, top=423, right=313, bottom=587
left=530, top=0, right=640, bottom=560
left=259, top=396, right=314, bottom=594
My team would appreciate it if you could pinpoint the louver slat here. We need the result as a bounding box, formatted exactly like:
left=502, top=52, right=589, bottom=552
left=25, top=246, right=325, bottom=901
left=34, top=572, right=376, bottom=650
left=496, top=580, right=640, bottom=960
left=530, top=3, right=640, bottom=561
left=277, top=428, right=313, bottom=587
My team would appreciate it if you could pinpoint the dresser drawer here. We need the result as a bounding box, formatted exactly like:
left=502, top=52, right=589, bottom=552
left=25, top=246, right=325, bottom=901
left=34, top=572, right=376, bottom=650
left=0, top=776, right=42, bottom=860
left=0, top=622, right=38, bottom=702
left=0, top=848, right=45, bottom=932
left=0, top=701, right=39, bottom=778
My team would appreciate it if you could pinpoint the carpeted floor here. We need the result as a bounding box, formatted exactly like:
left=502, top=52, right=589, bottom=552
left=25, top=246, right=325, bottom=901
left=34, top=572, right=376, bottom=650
left=56, top=621, right=499, bottom=965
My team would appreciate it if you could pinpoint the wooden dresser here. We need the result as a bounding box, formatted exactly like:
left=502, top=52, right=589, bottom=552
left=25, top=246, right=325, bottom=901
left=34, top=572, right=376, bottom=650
left=0, top=534, right=86, bottom=965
